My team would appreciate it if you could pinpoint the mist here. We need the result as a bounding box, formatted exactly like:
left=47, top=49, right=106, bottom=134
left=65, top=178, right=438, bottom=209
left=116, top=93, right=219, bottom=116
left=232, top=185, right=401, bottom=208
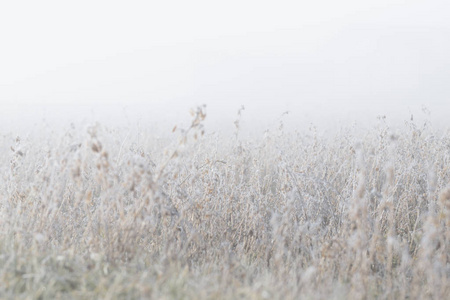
left=2, top=2, right=450, bottom=298
left=1, top=0, right=449, bottom=134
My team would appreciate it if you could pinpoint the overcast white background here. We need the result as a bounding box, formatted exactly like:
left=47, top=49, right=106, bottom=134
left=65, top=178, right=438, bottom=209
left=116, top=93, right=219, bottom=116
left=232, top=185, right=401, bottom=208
left=1, top=0, right=449, bottom=133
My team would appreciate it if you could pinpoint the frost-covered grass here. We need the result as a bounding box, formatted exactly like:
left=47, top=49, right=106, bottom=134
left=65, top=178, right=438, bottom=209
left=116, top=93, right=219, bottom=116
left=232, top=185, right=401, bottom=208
left=1, top=108, right=449, bottom=299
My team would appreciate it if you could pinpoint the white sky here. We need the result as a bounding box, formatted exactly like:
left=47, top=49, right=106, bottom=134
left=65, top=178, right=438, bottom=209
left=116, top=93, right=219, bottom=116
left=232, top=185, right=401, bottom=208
left=1, top=0, right=449, bottom=132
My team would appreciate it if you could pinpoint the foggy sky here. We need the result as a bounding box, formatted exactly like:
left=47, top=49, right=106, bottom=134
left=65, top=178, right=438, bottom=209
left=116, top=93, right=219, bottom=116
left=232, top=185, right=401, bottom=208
left=1, top=0, right=449, bottom=133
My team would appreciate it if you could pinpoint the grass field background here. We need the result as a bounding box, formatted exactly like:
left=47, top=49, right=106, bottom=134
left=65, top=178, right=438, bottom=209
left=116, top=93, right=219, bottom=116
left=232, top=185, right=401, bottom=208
left=1, top=106, right=449, bottom=299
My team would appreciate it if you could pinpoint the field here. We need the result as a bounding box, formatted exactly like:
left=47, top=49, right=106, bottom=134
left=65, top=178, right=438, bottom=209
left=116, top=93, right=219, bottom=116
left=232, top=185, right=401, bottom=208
left=1, top=107, right=449, bottom=299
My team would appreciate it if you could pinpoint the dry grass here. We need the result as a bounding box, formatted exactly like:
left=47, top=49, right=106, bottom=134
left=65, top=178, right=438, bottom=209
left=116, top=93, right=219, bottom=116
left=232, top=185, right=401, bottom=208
left=1, top=107, right=449, bottom=299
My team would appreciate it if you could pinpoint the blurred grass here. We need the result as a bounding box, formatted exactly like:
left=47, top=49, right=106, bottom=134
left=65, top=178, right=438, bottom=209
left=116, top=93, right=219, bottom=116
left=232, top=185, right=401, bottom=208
left=0, top=109, right=449, bottom=299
